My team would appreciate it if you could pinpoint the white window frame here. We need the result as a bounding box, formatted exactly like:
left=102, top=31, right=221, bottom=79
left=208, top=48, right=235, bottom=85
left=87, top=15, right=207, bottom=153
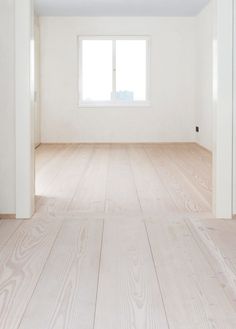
left=78, top=36, right=151, bottom=108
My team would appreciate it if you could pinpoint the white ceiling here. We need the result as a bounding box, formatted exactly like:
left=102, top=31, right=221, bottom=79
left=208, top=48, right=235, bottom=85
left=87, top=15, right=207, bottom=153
left=34, top=0, right=210, bottom=16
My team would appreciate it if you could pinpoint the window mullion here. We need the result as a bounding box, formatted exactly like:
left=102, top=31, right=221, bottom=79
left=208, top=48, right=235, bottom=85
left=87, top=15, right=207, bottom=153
left=112, top=39, right=116, bottom=102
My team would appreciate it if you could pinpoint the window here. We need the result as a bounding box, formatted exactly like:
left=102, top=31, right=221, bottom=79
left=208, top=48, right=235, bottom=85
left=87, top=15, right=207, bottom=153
left=78, top=36, right=150, bottom=107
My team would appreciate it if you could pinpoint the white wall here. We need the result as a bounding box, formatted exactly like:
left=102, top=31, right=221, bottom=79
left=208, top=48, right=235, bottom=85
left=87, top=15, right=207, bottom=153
left=0, top=0, right=15, bottom=214
left=40, top=17, right=196, bottom=143
left=195, top=1, right=214, bottom=151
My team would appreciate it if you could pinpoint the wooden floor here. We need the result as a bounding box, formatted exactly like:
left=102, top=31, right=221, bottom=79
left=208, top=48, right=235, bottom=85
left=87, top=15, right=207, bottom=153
left=1, top=143, right=236, bottom=328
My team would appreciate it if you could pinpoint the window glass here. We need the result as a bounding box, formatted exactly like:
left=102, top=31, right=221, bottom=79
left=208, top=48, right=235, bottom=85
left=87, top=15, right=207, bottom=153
left=116, top=40, right=147, bottom=102
left=81, top=40, right=113, bottom=102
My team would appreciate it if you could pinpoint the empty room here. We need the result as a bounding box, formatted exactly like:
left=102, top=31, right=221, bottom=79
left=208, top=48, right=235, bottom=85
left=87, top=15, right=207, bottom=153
left=1, top=0, right=236, bottom=328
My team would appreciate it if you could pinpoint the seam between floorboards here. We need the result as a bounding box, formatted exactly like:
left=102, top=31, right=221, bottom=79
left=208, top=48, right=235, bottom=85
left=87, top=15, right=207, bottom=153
left=35, top=144, right=78, bottom=213
left=142, top=145, right=182, bottom=214
left=143, top=221, right=171, bottom=329
left=184, top=217, right=236, bottom=308
left=66, top=144, right=96, bottom=211
left=15, top=218, right=65, bottom=329
left=93, top=144, right=110, bottom=328
left=143, top=145, right=211, bottom=220
left=104, top=143, right=111, bottom=214
left=127, top=144, right=171, bottom=329
left=92, top=217, right=105, bottom=329
left=160, top=145, right=211, bottom=210
left=126, top=145, right=143, bottom=214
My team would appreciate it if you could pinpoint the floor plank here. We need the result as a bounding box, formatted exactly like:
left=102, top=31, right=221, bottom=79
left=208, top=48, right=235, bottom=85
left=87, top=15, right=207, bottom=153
left=105, top=145, right=141, bottom=215
left=18, top=218, right=103, bottom=329
left=68, top=145, right=109, bottom=214
left=162, top=144, right=212, bottom=206
left=146, top=214, right=236, bottom=329
left=36, top=145, right=95, bottom=215
left=4, top=143, right=236, bottom=329
left=0, top=220, right=23, bottom=250
left=0, top=217, right=63, bottom=329
left=35, top=144, right=66, bottom=173
left=36, top=144, right=76, bottom=196
left=128, top=145, right=178, bottom=216
left=185, top=216, right=236, bottom=312
left=144, top=145, right=211, bottom=214
left=94, top=218, right=169, bottom=329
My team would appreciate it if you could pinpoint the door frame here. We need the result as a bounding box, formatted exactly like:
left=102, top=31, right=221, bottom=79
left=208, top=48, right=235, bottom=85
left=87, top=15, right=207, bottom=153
left=212, top=0, right=234, bottom=218
left=15, top=0, right=35, bottom=219
left=234, top=0, right=236, bottom=216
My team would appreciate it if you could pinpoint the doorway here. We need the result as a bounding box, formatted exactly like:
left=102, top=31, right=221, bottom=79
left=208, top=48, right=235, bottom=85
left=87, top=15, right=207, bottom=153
left=15, top=0, right=235, bottom=219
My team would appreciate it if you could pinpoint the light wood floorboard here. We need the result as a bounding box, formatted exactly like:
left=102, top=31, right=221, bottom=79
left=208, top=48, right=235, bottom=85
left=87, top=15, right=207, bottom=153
left=18, top=218, right=103, bottom=329
left=127, top=145, right=178, bottom=216
left=146, top=214, right=236, bottom=329
left=94, top=218, right=169, bottom=329
left=1, top=144, right=236, bottom=329
left=0, top=217, right=63, bottom=329
left=0, top=220, right=22, bottom=250
left=36, top=144, right=95, bottom=215
left=105, top=145, right=141, bottom=215
left=68, top=145, right=109, bottom=213
left=144, top=145, right=210, bottom=213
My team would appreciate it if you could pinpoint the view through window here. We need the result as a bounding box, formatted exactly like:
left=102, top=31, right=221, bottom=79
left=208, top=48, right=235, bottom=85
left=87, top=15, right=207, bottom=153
left=79, top=37, right=150, bottom=107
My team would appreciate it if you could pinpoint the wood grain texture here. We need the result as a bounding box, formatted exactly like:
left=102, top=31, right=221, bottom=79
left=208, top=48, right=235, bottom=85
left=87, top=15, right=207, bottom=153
left=146, top=214, right=236, bottom=329
left=18, top=218, right=103, bottom=329
left=144, top=145, right=211, bottom=214
left=36, top=145, right=95, bottom=216
left=162, top=144, right=212, bottom=206
left=35, top=143, right=212, bottom=217
left=68, top=145, right=109, bottom=213
left=94, top=218, right=169, bottom=329
left=3, top=143, right=236, bottom=329
left=105, top=145, right=141, bottom=215
left=0, top=217, right=63, bottom=329
left=185, top=216, right=236, bottom=312
left=127, top=145, right=178, bottom=216
left=0, top=220, right=22, bottom=249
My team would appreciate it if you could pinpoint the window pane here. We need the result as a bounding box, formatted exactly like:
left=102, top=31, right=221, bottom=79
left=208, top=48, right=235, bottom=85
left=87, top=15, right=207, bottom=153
left=116, top=40, right=147, bottom=102
left=81, top=40, right=112, bottom=102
